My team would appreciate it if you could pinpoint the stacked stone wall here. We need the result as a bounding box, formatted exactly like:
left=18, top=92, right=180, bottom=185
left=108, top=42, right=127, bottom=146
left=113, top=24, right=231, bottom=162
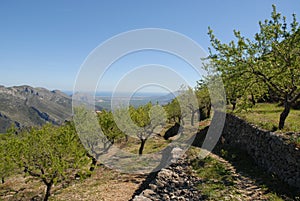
left=220, top=114, right=300, bottom=188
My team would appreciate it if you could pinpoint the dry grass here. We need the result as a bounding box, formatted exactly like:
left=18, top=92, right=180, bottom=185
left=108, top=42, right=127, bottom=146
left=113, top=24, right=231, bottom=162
left=0, top=165, right=146, bottom=201
left=50, top=166, right=145, bottom=201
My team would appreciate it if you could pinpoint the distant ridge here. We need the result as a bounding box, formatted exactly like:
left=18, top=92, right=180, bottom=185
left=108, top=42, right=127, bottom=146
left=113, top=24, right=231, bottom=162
left=0, top=85, right=179, bottom=132
left=0, top=85, right=73, bottom=133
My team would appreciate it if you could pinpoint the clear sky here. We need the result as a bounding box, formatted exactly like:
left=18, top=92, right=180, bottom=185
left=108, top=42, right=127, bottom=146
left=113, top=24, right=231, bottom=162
left=0, top=1, right=299, bottom=93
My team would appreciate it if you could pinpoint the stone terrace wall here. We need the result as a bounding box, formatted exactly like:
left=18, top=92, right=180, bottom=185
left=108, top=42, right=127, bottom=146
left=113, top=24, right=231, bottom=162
left=221, top=114, right=300, bottom=188
left=132, top=154, right=203, bottom=201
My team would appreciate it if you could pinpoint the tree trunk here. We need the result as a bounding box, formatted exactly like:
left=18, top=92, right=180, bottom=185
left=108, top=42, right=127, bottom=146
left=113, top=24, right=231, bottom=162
left=231, top=99, right=236, bottom=111
left=191, top=111, right=195, bottom=126
left=180, top=116, right=185, bottom=125
left=43, top=181, right=53, bottom=201
left=206, top=103, right=211, bottom=118
left=279, top=99, right=291, bottom=130
left=86, top=153, right=97, bottom=172
left=139, top=139, right=146, bottom=156
left=1, top=177, right=4, bottom=184
left=251, top=93, right=256, bottom=105
left=89, top=157, right=97, bottom=172
left=232, top=102, right=236, bottom=111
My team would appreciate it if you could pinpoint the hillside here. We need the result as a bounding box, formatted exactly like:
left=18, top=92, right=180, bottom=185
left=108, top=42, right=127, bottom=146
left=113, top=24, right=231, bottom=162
left=0, top=85, right=73, bottom=133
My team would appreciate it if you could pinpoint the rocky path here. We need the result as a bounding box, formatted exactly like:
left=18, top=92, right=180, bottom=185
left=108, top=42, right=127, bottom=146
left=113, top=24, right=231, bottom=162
left=132, top=155, right=203, bottom=201
left=208, top=153, right=270, bottom=201
left=132, top=147, right=297, bottom=201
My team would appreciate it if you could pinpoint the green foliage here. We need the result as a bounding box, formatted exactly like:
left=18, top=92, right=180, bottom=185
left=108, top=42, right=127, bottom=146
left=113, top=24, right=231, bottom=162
left=164, top=98, right=181, bottom=123
left=164, top=85, right=212, bottom=124
left=195, top=80, right=211, bottom=120
left=73, top=106, right=112, bottom=161
left=207, top=5, right=300, bottom=129
left=11, top=123, right=90, bottom=200
left=131, top=103, right=166, bottom=155
left=0, top=134, right=20, bottom=183
left=113, top=102, right=166, bottom=155
left=176, top=87, right=194, bottom=118
left=175, top=86, right=201, bottom=126
left=97, top=110, right=125, bottom=143
left=129, top=103, right=151, bottom=128
left=289, top=135, right=300, bottom=147
left=6, top=124, right=18, bottom=135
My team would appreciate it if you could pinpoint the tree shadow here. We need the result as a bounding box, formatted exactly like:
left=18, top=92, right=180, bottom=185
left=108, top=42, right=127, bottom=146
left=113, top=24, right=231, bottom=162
left=129, top=146, right=174, bottom=200
left=192, top=127, right=300, bottom=200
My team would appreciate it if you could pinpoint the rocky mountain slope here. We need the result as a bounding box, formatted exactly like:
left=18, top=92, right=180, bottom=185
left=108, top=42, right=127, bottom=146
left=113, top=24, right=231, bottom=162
left=0, top=85, right=73, bottom=133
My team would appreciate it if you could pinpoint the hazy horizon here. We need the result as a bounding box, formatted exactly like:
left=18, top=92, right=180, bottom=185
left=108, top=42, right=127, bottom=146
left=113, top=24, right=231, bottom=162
left=0, top=84, right=178, bottom=98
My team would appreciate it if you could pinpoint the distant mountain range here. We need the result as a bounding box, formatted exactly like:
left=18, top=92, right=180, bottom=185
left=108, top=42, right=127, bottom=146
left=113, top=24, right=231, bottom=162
left=0, top=85, right=178, bottom=133
left=0, top=85, right=73, bottom=133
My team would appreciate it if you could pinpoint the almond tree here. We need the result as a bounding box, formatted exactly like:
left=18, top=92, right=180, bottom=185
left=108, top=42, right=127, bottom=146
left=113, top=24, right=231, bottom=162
left=97, top=110, right=125, bottom=144
left=114, top=103, right=166, bottom=155
left=15, top=123, right=89, bottom=201
left=207, top=5, right=300, bottom=129
left=0, top=134, right=19, bottom=183
left=195, top=80, right=211, bottom=119
left=73, top=106, right=115, bottom=171
left=164, top=98, right=181, bottom=123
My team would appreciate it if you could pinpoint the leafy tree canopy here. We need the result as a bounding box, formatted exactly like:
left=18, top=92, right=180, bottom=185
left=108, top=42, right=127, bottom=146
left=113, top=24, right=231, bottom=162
left=207, top=5, right=300, bottom=129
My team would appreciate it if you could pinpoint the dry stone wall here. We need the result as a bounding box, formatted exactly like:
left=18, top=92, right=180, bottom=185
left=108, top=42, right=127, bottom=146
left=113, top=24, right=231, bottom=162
left=132, top=113, right=300, bottom=201
left=221, top=114, right=300, bottom=188
left=132, top=151, right=203, bottom=201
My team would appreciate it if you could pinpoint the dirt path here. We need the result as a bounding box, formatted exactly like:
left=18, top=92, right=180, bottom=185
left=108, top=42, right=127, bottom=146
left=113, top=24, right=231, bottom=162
left=208, top=153, right=270, bottom=200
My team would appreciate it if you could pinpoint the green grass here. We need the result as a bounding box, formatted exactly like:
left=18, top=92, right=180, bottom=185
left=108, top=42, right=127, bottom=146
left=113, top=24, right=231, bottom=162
left=187, top=148, right=240, bottom=200
left=290, top=135, right=300, bottom=145
left=187, top=147, right=291, bottom=201
left=235, top=103, right=300, bottom=133
left=215, top=146, right=299, bottom=200
left=191, top=156, right=238, bottom=200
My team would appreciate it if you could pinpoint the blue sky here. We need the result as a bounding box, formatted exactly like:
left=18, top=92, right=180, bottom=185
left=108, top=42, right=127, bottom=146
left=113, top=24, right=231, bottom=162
left=0, top=1, right=299, bottom=93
